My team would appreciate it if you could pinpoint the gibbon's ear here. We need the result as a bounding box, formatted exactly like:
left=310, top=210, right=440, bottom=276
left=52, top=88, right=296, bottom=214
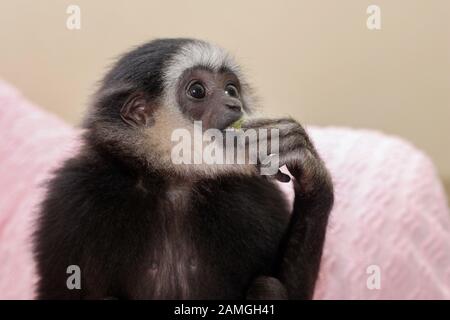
left=120, top=93, right=155, bottom=127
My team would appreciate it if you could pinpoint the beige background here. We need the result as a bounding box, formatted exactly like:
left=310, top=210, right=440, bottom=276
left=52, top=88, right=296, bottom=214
left=0, top=0, right=449, bottom=195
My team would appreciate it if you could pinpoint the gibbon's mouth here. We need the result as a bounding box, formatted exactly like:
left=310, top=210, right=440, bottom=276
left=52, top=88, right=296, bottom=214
left=229, top=116, right=245, bottom=129
left=209, top=113, right=243, bottom=131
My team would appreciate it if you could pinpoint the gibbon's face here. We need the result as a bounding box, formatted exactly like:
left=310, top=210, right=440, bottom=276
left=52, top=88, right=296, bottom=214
left=114, top=40, right=254, bottom=138
left=176, top=68, right=243, bottom=130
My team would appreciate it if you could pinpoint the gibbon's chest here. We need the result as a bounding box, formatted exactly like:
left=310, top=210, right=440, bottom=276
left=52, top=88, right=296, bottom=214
left=136, top=184, right=196, bottom=299
left=134, top=178, right=290, bottom=299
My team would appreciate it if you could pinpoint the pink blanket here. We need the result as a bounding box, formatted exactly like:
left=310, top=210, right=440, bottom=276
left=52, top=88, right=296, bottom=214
left=1, top=79, right=449, bottom=299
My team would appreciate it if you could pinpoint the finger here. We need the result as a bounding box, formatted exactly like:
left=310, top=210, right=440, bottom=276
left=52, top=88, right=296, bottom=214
left=275, top=169, right=291, bottom=183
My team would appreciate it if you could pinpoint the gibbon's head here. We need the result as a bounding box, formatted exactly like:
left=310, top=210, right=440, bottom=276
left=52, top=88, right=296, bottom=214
left=84, top=38, right=257, bottom=175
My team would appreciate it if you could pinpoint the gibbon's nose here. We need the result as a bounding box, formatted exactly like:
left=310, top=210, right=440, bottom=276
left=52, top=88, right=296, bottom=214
left=224, top=97, right=242, bottom=112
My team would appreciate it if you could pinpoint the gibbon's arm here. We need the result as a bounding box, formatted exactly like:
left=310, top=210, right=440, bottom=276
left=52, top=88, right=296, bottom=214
left=243, top=118, right=334, bottom=300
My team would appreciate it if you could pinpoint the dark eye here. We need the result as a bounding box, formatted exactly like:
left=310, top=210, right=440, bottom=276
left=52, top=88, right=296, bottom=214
left=187, top=82, right=206, bottom=99
left=225, top=84, right=239, bottom=98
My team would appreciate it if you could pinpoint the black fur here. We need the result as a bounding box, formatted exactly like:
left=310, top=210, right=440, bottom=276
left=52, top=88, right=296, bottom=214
left=35, top=144, right=291, bottom=299
left=34, top=38, right=333, bottom=299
